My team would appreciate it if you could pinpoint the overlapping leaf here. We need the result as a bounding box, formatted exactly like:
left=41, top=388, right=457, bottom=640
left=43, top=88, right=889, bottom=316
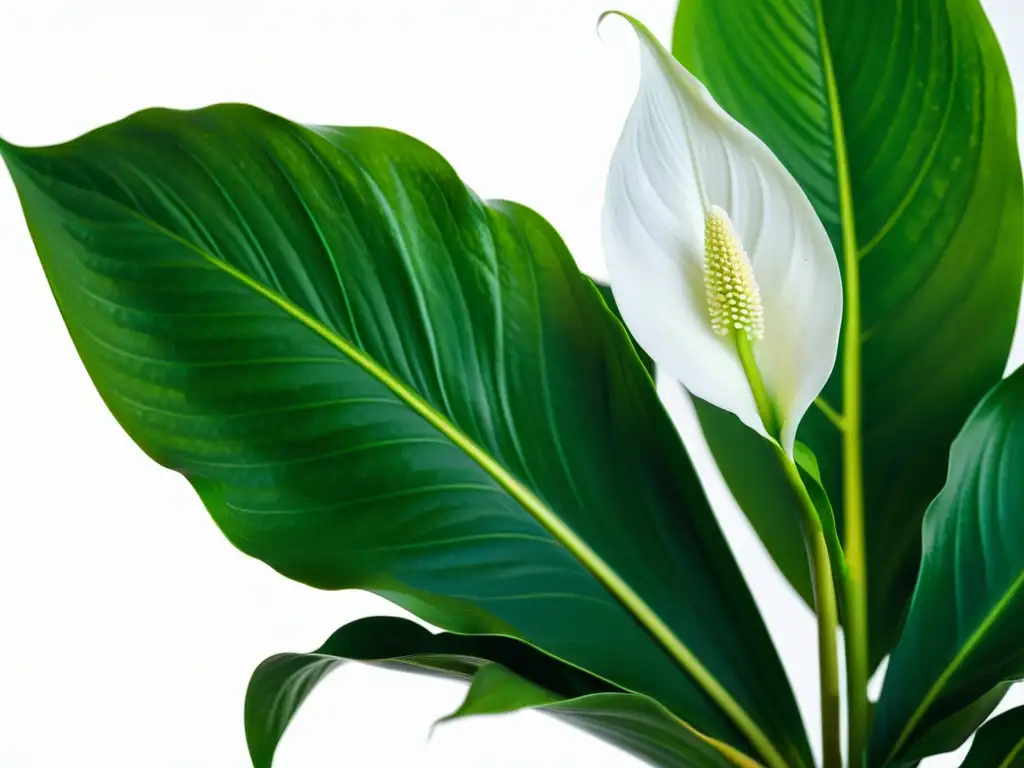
left=247, top=616, right=740, bottom=768
left=672, top=0, right=1023, bottom=666
left=593, top=281, right=827, bottom=605
left=959, top=706, right=1024, bottom=768
left=0, top=106, right=808, bottom=766
left=871, top=368, right=1024, bottom=765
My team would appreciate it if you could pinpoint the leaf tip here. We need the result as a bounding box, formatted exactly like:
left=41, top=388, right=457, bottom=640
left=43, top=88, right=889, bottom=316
left=426, top=713, right=457, bottom=742
left=595, top=10, right=632, bottom=40
left=596, top=10, right=652, bottom=43
left=0, top=134, right=30, bottom=173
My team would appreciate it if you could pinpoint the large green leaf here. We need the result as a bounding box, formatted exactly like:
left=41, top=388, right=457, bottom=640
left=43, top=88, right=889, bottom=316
left=870, top=367, right=1024, bottom=765
left=673, top=0, right=1023, bottom=665
left=896, top=684, right=1010, bottom=765
left=447, top=667, right=750, bottom=767
left=247, top=616, right=739, bottom=768
left=591, top=281, right=817, bottom=606
left=959, top=706, right=1024, bottom=768
left=0, top=105, right=808, bottom=767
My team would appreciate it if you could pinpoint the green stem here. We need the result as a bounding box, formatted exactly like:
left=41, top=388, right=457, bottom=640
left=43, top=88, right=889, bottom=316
left=736, top=330, right=842, bottom=766
left=843, top=534, right=869, bottom=767
left=811, top=0, right=870, bottom=759
left=736, top=333, right=778, bottom=437
left=777, top=448, right=843, bottom=768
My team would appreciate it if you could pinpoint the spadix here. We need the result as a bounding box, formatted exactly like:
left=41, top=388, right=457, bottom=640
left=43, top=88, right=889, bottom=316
left=600, top=13, right=842, bottom=453
left=704, top=206, right=764, bottom=341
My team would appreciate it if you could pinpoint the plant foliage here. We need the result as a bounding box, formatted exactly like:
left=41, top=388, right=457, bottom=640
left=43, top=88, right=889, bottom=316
left=2, top=1, right=1022, bottom=766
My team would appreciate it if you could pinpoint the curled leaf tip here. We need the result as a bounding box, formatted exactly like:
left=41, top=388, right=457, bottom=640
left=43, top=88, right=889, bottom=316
left=595, top=10, right=637, bottom=40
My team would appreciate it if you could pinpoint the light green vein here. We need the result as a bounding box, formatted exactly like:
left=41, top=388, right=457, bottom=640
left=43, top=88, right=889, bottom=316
left=198, top=231, right=786, bottom=767
left=814, top=396, right=845, bottom=430
left=997, top=735, right=1024, bottom=768
left=811, top=0, right=868, bottom=761
left=223, top=483, right=504, bottom=517
left=182, top=436, right=453, bottom=471
left=884, top=570, right=1024, bottom=765
left=857, top=0, right=959, bottom=260
left=74, top=183, right=785, bottom=768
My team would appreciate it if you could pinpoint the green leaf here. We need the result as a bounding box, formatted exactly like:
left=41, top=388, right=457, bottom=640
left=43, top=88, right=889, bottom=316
left=591, top=281, right=655, bottom=379
left=688, top=402, right=847, bottom=611
left=895, top=683, right=1011, bottom=765
left=793, top=441, right=848, bottom=607
left=444, top=666, right=752, bottom=768
left=0, top=105, right=807, bottom=768
left=435, top=663, right=564, bottom=724
left=592, top=282, right=830, bottom=606
left=870, top=368, right=1024, bottom=765
left=673, top=0, right=1023, bottom=666
left=247, top=616, right=604, bottom=766
left=959, top=706, right=1024, bottom=768
left=693, top=400, right=816, bottom=605
left=247, top=616, right=739, bottom=768
left=545, top=693, right=746, bottom=768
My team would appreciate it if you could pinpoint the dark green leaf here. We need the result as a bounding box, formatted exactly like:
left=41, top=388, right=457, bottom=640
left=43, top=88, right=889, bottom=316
left=594, top=283, right=826, bottom=605
left=959, top=705, right=1024, bottom=768
left=673, top=0, right=1023, bottom=666
left=247, top=616, right=606, bottom=766
left=435, top=663, right=562, bottom=724
left=897, top=684, right=1010, bottom=765
left=693, top=400, right=816, bottom=605
left=870, top=368, right=1024, bottom=765
left=591, top=280, right=655, bottom=380
left=0, top=105, right=807, bottom=766
left=792, top=441, right=847, bottom=603
left=247, top=616, right=736, bottom=768
left=448, top=666, right=749, bottom=768
left=545, top=693, right=744, bottom=768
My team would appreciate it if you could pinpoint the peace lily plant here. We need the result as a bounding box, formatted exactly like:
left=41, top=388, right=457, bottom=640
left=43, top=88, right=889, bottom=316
left=2, top=3, right=1023, bottom=768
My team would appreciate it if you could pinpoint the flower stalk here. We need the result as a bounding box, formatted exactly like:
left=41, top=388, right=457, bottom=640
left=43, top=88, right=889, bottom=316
left=734, top=322, right=844, bottom=768
left=707, top=207, right=844, bottom=767
left=777, top=448, right=844, bottom=768
left=602, top=15, right=848, bottom=766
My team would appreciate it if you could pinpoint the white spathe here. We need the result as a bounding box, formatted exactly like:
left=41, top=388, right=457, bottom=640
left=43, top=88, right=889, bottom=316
left=601, top=13, right=843, bottom=454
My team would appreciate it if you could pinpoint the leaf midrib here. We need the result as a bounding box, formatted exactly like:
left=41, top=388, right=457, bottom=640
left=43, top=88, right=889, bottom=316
left=997, top=736, right=1024, bottom=768
left=32, top=164, right=783, bottom=768
left=808, top=0, right=871, bottom=760
left=884, top=569, right=1024, bottom=765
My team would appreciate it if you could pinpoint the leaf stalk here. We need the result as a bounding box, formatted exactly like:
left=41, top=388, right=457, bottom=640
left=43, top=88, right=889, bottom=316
left=810, top=0, right=870, bottom=758
left=776, top=446, right=843, bottom=768
left=736, top=328, right=842, bottom=767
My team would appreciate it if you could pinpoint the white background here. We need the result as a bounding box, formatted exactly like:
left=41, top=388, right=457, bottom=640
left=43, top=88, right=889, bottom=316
left=0, top=1, right=1021, bottom=766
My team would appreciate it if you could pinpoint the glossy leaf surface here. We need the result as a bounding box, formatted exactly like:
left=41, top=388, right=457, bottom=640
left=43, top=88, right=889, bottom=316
left=448, top=665, right=750, bottom=768
left=693, top=400, right=816, bottom=605
left=0, top=106, right=807, bottom=766
left=247, top=616, right=738, bottom=768
left=959, top=706, right=1024, bottom=768
left=592, top=281, right=654, bottom=379
left=897, top=684, right=1010, bottom=765
left=593, top=281, right=817, bottom=604
left=871, top=368, right=1024, bottom=765
left=672, top=0, right=1023, bottom=666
